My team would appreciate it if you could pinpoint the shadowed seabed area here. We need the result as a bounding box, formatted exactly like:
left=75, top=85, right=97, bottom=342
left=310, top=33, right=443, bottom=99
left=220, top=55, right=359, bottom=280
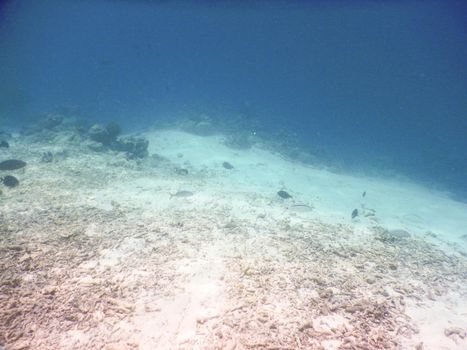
left=1, top=1, right=467, bottom=350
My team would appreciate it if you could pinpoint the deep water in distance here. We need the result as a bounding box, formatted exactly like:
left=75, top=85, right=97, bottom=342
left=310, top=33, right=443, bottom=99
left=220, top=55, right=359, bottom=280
left=1, top=0, right=466, bottom=199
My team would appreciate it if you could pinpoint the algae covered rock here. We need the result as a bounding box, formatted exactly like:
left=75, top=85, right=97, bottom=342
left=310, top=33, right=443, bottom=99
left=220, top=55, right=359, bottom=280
left=88, top=124, right=111, bottom=145
left=88, top=122, right=121, bottom=145
left=115, top=135, right=149, bottom=159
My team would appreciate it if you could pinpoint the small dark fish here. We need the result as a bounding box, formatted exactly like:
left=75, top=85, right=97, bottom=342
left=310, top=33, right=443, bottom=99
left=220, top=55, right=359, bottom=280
left=222, top=161, right=234, bottom=170
left=0, top=140, right=9, bottom=148
left=351, top=209, right=359, bottom=219
left=1, top=175, right=19, bottom=188
left=277, top=190, right=292, bottom=199
left=0, top=159, right=27, bottom=171
left=362, top=191, right=366, bottom=198
left=170, top=190, right=194, bottom=198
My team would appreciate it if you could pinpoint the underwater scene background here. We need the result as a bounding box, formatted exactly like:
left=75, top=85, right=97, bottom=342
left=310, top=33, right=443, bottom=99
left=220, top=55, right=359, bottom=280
left=1, top=1, right=467, bottom=349
left=1, top=0, right=467, bottom=198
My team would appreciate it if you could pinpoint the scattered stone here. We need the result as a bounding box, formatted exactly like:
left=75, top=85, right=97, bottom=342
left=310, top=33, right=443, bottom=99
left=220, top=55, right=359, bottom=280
left=0, top=159, right=27, bottom=171
left=351, top=209, right=359, bottom=219
left=115, top=135, right=149, bottom=159
left=0, top=140, right=9, bottom=148
left=1, top=175, right=19, bottom=188
left=298, top=321, right=314, bottom=332
left=277, top=190, right=292, bottom=199
left=444, top=326, right=466, bottom=340
left=222, top=161, right=234, bottom=170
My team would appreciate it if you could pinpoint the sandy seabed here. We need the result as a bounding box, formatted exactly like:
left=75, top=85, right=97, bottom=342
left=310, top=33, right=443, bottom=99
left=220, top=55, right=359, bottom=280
left=1, top=129, right=466, bottom=350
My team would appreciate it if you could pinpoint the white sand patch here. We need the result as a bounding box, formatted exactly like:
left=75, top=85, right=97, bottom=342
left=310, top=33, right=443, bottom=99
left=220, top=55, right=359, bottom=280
left=403, top=292, right=467, bottom=349
left=144, top=130, right=467, bottom=250
left=98, top=236, right=147, bottom=268
left=125, top=244, right=227, bottom=349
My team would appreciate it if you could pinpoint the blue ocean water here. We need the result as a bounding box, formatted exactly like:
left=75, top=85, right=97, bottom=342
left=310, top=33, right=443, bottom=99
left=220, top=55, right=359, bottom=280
left=1, top=0, right=466, bottom=199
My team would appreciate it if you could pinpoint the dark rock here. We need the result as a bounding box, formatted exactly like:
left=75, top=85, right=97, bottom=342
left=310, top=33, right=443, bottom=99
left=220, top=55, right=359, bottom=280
left=1, top=175, right=19, bottom=187
left=115, top=135, right=149, bottom=159
left=0, top=159, right=27, bottom=171
left=88, top=122, right=122, bottom=146
left=0, top=140, right=9, bottom=148
left=222, top=161, right=234, bottom=170
left=88, top=124, right=113, bottom=145
left=277, top=190, right=292, bottom=199
left=105, top=121, right=121, bottom=139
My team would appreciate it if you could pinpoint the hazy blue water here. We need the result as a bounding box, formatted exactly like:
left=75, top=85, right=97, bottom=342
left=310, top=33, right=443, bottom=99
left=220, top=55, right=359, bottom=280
left=1, top=0, right=466, bottom=199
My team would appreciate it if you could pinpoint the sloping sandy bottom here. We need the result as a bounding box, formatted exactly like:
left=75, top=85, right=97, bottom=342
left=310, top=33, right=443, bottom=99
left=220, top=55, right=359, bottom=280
left=0, top=129, right=466, bottom=349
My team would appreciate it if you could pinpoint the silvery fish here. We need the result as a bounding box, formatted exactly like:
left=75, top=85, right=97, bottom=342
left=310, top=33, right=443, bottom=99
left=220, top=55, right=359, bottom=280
left=170, top=190, right=194, bottom=198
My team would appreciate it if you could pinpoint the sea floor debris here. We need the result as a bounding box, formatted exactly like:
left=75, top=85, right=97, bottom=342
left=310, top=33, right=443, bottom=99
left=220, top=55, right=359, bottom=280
left=0, top=130, right=466, bottom=350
